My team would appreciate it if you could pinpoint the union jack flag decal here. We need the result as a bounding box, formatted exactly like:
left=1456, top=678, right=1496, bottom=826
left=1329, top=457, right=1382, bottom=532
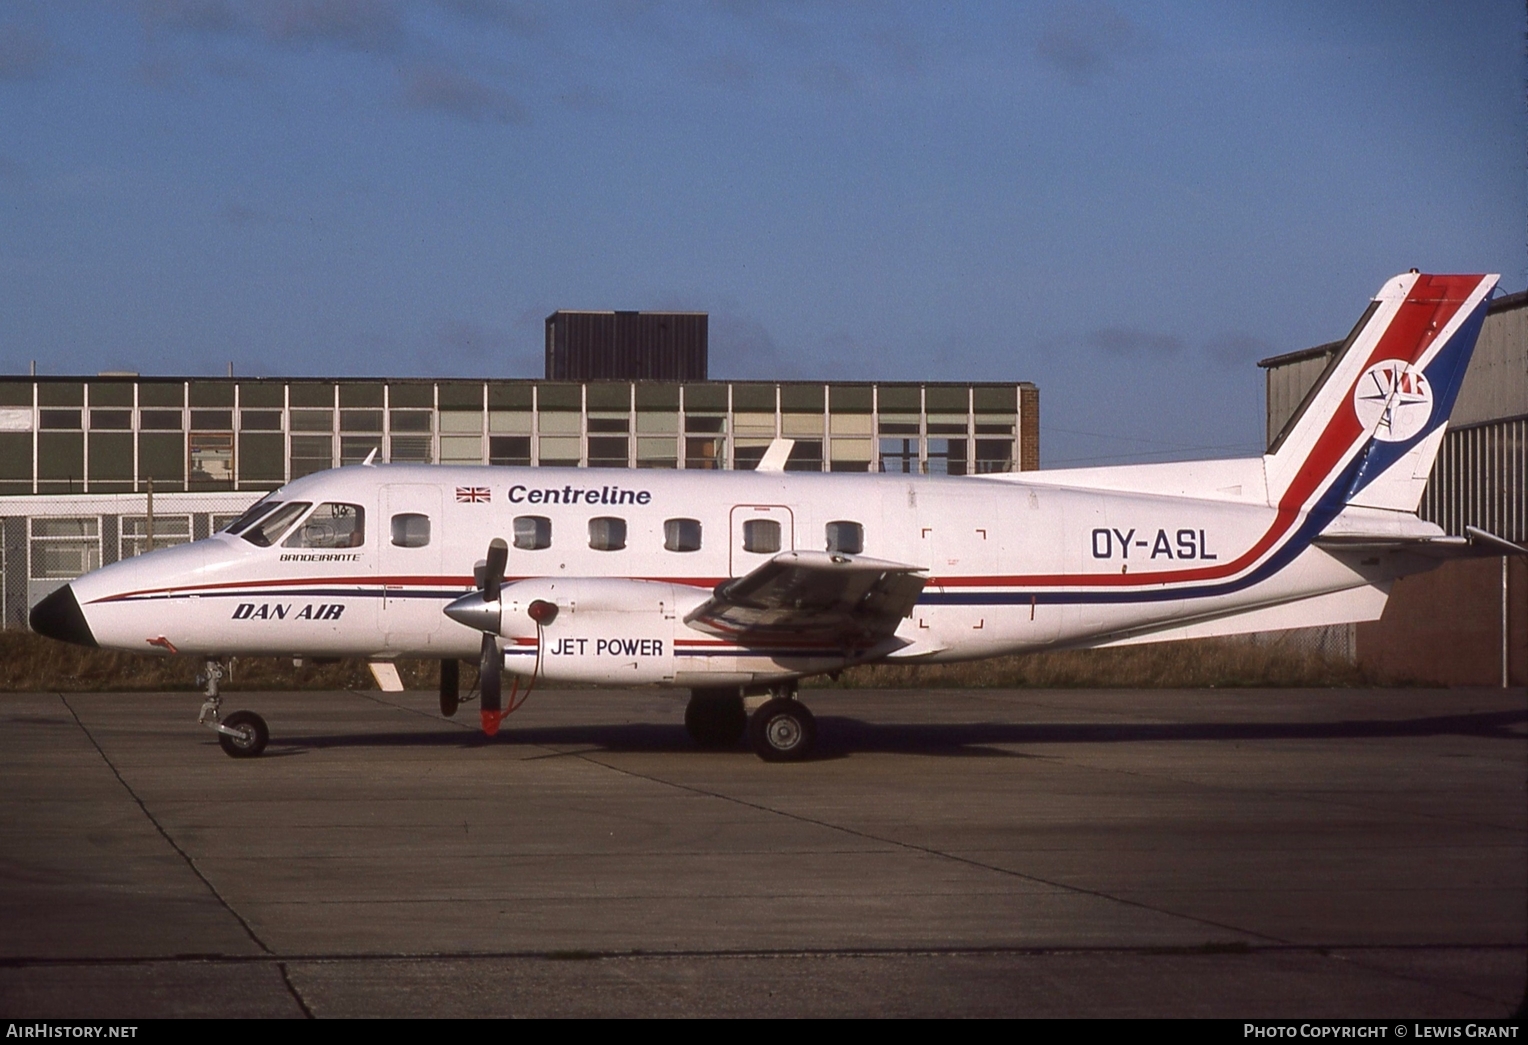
left=456, top=486, right=491, bottom=503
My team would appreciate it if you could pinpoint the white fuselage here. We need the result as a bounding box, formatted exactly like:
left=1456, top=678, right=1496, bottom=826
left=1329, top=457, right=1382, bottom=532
left=66, top=460, right=1398, bottom=688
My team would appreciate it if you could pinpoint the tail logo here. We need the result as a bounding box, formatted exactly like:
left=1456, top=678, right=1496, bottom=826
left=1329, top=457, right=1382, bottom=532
left=1353, top=360, right=1433, bottom=443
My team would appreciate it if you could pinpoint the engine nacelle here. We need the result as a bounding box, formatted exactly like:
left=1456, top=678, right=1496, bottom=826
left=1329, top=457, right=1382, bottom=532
left=498, top=578, right=709, bottom=685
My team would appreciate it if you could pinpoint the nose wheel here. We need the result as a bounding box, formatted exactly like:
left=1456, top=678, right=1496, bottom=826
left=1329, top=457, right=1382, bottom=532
left=216, top=710, right=269, bottom=758
left=197, top=659, right=270, bottom=758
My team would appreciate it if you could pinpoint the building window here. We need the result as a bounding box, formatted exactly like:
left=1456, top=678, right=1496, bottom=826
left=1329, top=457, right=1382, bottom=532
left=30, top=518, right=100, bottom=578
left=120, top=515, right=191, bottom=559
left=879, top=438, right=919, bottom=473
left=390, top=513, right=431, bottom=548
left=389, top=435, right=433, bottom=463
left=38, top=410, right=81, bottom=430
left=284, top=503, right=365, bottom=549
left=389, top=410, right=432, bottom=433
left=825, top=521, right=863, bottom=555
left=290, top=436, right=333, bottom=478
left=190, top=410, right=232, bottom=431
left=513, top=515, right=552, bottom=551
left=340, top=436, right=381, bottom=465
left=926, top=437, right=967, bottom=476
left=588, top=436, right=629, bottom=468
left=664, top=518, right=702, bottom=552
left=685, top=436, right=724, bottom=469
left=89, top=410, right=131, bottom=430
left=489, top=436, right=531, bottom=466
left=588, top=516, right=627, bottom=551
left=784, top=440, right=823, bottom=472
left=289, top=409, right=333, bottom=432
left=341, top=409, right=383, bottom=433
left=139, top=410, right=183, bottom=430
left=189, top=431, right=234, bottom=486
left=974, top=439, right=1014, bottom=473
left=742, top=518, right=781, bottom=554
left=240, top=410, right=283, bottom=431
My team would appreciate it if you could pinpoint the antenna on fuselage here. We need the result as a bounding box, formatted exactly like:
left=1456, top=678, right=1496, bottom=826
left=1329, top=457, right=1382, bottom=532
left=362, top=448, right=378, bottom=466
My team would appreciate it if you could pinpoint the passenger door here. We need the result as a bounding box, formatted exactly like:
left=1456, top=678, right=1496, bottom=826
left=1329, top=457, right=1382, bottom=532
left=379, top=484, right=443, bottom=648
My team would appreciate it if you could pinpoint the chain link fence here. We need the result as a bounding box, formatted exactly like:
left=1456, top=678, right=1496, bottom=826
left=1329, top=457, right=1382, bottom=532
left=2, top=491, right=263, bottom=628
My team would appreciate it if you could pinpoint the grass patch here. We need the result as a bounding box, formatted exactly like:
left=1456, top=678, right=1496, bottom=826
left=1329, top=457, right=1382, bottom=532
left=805, top=637, right=1369, bottom=690
left=0, top=630, right=474, bottom=693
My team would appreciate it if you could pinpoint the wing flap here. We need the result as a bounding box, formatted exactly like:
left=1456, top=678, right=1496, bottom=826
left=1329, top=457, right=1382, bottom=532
left=684, top=550, right=927, bottom=646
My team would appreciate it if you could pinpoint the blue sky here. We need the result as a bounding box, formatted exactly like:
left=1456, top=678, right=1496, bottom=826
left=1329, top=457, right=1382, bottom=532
left=1, top=1, right=1522, bottom=466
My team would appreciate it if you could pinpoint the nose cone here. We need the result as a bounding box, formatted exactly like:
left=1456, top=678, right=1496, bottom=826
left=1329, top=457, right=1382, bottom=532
left=444, top=591, right=501, bottom=634
left=29, top=585, right=98, bottom=647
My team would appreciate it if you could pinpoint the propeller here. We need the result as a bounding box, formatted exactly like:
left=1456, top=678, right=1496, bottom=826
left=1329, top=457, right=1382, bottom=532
left=443, top=539, right=510, bottom=736
left=478, top=538, right=508, bottom=735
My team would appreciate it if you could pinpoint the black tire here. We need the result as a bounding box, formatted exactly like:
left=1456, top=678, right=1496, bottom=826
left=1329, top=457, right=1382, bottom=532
left=685, top=688, right=747, bottom=748
left=218, top=710, right=269, bottom=758
left=440, top=659, right=460, bottom=718
left=748, top=698, right=816, bottom=762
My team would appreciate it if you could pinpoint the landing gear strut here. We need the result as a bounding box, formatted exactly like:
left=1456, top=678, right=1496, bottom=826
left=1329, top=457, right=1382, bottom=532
left=685, top=687, right=747, bottom=748
left=197, top=658, right=269, bottom=758
left=748, top=683, right=816, bottom=762
left=440, top=659, right=460, bottom=717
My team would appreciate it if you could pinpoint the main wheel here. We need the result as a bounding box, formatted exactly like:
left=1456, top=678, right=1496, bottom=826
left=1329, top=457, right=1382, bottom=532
left=218, top=710, right=269, bottom=758
left=684, top=688, right=747, bottom=748
left=748, top=698, right=816, bottom=762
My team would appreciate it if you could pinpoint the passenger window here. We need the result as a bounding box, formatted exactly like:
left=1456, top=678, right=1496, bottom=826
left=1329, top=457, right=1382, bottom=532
left=241, top=502, right=310, bottom=547
left=222, top=497, right=280, bottom=535
left=513, top=515, right=551, bottom=551
left=284, top=503, right=365, bottom=548
left=588, top=517, right=627, bottom=551
left=390, top=513, right=431, bottom=548
left=664, top=518, right=702, bottom=553
left=742, top=518, right=781, bottom=554
left=826, top=521, right=863, bottom=555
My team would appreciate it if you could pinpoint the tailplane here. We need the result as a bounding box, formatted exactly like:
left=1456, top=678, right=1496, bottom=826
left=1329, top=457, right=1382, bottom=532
left=1263, top=271, right=1497, bottom=517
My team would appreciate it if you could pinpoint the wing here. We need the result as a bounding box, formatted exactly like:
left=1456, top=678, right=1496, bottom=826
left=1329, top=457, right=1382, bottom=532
left=683, top=550, right=927, bottom=647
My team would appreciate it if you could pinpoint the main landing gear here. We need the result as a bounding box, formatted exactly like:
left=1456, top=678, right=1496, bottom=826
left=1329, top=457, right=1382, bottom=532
left=684, top=684, right=817, bottom=762
left=197, top=659, right=269, bottom=758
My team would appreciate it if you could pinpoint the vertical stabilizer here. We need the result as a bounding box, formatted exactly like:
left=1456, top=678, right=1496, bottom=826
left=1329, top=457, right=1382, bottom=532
left=1263, top=272, right=1497, bottom=517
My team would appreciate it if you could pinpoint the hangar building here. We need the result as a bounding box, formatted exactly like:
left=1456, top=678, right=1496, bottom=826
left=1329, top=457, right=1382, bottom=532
left=1259, top=290, right=1527, bottom=685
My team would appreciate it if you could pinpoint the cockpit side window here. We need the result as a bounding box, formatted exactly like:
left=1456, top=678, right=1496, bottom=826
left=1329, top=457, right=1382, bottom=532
left=222, top=496, right=281, bottom=535
left=283, top=503, right=365, bottom=549
left=241, top=502, right=311, bottom=547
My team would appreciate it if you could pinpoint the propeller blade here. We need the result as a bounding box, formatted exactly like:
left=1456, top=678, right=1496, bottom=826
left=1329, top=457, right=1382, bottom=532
left=484, top=538, right=508, bottom=603
left=480, top=632, right=504, bottom=736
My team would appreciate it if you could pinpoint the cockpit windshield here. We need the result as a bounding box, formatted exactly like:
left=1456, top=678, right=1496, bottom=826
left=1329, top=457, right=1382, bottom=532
left=283, top=503, right=365, bottom=549
left=221, top=495, right=282, bottom=536
left=240, top=502, right=311, bottom=547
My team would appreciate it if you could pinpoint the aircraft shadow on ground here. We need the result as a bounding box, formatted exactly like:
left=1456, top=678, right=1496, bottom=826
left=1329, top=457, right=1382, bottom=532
left=268, top=707, right=1528, bottom=759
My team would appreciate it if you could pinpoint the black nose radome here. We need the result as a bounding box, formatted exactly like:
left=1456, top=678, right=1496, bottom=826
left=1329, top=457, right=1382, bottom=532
left=29, top=585, right=98, bottom=648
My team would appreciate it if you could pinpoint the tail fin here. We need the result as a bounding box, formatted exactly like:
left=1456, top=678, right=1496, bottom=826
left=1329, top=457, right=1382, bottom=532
left=1264, top=271, right=1497, bottom=517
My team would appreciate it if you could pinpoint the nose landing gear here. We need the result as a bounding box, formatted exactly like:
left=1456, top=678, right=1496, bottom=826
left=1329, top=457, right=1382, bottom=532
left=197, top=659, right=269, bottom=758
